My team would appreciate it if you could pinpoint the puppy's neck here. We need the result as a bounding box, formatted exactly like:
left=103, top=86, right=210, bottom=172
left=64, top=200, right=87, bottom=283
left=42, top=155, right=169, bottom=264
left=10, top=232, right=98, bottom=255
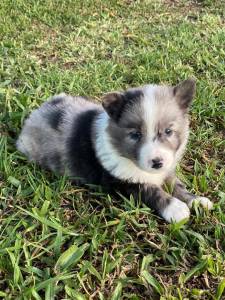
left=93, top=112, right=170, bottom=186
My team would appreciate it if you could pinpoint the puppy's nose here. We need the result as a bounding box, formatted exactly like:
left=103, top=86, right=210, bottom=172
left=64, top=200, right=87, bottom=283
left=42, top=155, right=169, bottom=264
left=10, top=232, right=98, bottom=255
left=152, top=158, right=163, bottom=169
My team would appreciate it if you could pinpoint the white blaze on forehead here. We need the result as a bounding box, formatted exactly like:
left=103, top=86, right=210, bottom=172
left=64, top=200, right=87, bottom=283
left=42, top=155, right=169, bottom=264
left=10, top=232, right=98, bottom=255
left=142, top=85, right=159, bottom=138
left=141, top=84, right=177, bottom=136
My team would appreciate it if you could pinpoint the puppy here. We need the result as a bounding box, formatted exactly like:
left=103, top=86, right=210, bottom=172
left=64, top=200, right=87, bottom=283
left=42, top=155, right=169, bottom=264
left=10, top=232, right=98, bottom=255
left=17, top=79, right=213, bottom=222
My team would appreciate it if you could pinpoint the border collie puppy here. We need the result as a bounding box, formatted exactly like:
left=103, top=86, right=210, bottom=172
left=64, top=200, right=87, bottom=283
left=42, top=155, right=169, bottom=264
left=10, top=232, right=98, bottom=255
left=17, top=79, right=213, bottom=222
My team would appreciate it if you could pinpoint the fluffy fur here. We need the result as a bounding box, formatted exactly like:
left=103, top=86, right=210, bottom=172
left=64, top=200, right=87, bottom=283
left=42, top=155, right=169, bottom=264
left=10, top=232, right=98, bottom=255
left=17, top=79, right=213, bottom=222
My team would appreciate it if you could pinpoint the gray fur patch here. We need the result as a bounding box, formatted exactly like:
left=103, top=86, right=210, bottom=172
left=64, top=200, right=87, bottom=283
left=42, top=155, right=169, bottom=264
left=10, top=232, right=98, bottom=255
left=107, top=93, right=146, bottom=162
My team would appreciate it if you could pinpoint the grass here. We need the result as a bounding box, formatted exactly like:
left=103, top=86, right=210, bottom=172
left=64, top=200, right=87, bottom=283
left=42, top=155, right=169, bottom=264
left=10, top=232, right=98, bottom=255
left=0, top=0, right=225, bottom=299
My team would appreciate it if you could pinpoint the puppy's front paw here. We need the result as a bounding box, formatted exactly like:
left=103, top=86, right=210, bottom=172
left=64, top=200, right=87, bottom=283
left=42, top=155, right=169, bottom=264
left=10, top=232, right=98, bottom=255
left=189, top=197, right=213, bottom=210
left=161, top=197, right=190, bottom=223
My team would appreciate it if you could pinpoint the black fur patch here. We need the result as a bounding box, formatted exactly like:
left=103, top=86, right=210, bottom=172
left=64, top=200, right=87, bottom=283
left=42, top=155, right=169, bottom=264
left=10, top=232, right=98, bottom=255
left=124, top=90, right=143, bottom=103
left=66, top=110, right=112, bottom=184
left=118, top=90, right=144, bottom=121
left=47, top=109, right=64, bottom=131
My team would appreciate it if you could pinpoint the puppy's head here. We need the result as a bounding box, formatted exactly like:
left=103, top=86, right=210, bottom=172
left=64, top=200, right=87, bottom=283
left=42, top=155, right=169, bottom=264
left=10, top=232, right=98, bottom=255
left=102, top=79, right=195, bottom=174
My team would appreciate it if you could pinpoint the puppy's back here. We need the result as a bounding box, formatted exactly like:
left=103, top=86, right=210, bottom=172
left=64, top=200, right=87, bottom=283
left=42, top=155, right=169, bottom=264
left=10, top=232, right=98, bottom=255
left=17, top=93, right=100, bottom=173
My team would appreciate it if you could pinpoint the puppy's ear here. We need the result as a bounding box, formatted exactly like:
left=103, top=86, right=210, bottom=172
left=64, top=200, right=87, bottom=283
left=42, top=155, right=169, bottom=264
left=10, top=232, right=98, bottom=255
left=173, top=78, right=196, bottom=110
left=102, top=89, right=143, bottom=121
left=102, top=92, right=126, bottom=121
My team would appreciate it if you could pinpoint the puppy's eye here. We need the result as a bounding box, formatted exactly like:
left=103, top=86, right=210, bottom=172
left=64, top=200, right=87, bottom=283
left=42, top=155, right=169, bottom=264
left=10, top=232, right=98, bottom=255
left=129, top=131, right=142, bottom=141
left=165, top=128, right=172, bottom=136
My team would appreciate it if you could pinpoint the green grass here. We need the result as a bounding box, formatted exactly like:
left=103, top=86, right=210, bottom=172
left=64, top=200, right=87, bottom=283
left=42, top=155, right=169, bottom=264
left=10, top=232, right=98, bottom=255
left=0, top=0, right=225, bottom=299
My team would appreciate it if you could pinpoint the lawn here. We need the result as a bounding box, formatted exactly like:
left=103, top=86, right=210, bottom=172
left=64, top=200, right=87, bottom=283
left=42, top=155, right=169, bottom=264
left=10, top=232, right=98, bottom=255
left=0, top=0, right=225, bottom=299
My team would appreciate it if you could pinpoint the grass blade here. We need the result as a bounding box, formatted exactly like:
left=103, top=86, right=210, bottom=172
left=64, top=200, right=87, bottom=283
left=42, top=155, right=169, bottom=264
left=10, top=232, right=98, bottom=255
left=183, top=260, right=208, bottom=283
left=111, top=282, right=123, bottom=300
left=54, top=243, right=89, bottom=272
left=141, top=270, right=163, bottom=295
left=216, top=278, right=225, bottom=300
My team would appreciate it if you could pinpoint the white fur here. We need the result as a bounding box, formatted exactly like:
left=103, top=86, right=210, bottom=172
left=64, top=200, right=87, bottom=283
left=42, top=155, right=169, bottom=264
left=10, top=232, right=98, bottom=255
left=188, top=197, right=213, bottom=210
left=94, top=113, right=167, bottom=185
left=142, top=85, right=158, bottom=138
left=161, top=197, right=190, bottom=223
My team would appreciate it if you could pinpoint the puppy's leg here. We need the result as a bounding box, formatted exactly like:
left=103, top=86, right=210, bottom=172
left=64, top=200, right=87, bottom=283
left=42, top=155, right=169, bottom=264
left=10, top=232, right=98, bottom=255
left=167, top=176, right=213, bottom=210
left=125, top=184, right=190, bottom=223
